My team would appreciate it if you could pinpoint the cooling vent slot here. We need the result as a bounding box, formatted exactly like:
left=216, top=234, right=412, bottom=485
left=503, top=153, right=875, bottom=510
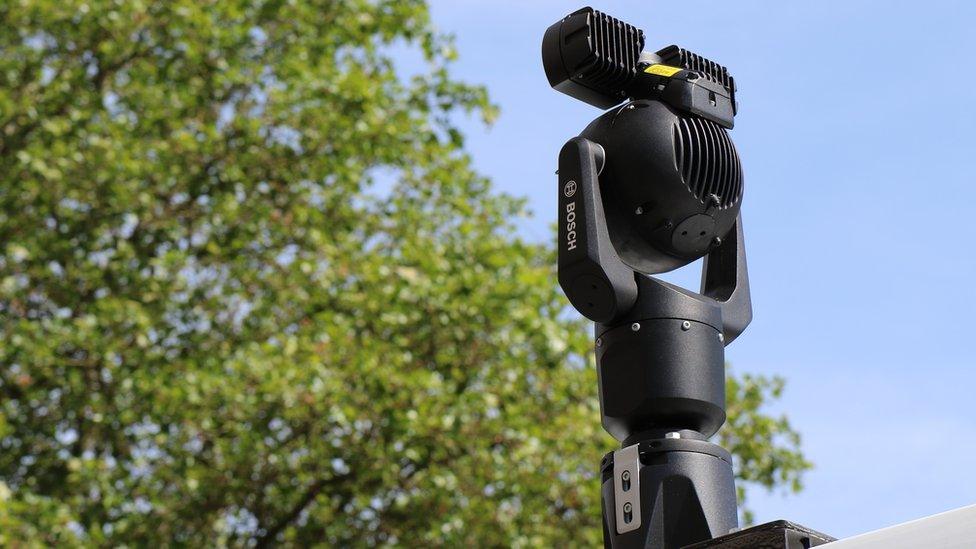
left=657, top=45, right=737, bottom=114
left=572, top=10, right=644, bottom=92
left=673, top=116, right=743, bottom=208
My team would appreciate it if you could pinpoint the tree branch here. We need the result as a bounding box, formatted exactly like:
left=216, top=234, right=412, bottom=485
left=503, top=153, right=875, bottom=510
left=254, top=476, right=336, bottom=547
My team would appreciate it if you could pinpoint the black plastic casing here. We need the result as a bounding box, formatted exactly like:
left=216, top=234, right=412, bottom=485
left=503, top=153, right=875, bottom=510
left=601, top=438, right=738, bottom=549
left=580, top=100, right=743, bottom=275
left=545, top=7, right=770, bottom=548
left=656, top=45, right=738, bottom=118
left=627, top=66, right=736, bottom=129
left=557, top=138, right=637, bottom=323
left=556, top=132, right=753, bottom=548
left=542, top=7, right=645, bottom=109
left=595, top=283, right=726, bottom=442
left=542, top=7, right=739, bottom=128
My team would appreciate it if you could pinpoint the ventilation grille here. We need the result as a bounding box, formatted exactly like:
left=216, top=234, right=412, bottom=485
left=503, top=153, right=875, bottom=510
left=656, top=45, right=736, bottom=111
left=673, top=116, right=743, bottom=208
left=569, top=9, right=645, bottom=93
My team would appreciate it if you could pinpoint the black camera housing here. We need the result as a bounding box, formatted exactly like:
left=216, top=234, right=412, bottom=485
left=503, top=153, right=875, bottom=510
left=582, top=100, right=742, bottom=275
left=543, top=7, right=738, bottom=128
left=545, top=6, right=756, bottom=548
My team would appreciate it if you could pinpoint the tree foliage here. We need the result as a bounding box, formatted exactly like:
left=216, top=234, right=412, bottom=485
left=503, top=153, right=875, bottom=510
left=0, top=0, right=810, bottom=545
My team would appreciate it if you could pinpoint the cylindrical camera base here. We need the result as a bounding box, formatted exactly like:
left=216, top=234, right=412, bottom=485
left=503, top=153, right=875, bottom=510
left=600, top=436, right=737, bottom=549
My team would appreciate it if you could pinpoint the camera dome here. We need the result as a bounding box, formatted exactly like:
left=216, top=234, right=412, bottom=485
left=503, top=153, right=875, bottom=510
left=581, top=99, right=743, bottom=274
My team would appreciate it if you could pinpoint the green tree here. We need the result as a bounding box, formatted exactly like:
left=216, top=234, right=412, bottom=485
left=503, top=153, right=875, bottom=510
left=0, top=0, right=809, bottom=546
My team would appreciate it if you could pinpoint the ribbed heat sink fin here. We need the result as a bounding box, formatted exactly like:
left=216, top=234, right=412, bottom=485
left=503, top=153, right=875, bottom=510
left=550, top=7, right=645, bottom=107
left=673, top=116, right=743, bottom=209
left=657, top=45, right=737, bottom=113
left=572, top=9, right=645, bottom=93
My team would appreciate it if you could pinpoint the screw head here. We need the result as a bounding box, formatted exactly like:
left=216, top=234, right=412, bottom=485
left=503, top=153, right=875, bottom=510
left=596, top=338, right=603, bottom=348
left=621, top=470, right=631, bottom=482
left=623, top=502, right=633, bottom=513
left=681, top=321, right=691, bottom=331
left=635, top=206, right=644, bottom=215
left=718, top=333, right=725, bottom=343
left=631, top=322, right=640, bottom=332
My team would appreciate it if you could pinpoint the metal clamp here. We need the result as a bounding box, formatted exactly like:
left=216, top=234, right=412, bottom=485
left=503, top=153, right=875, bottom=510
left=613, top=444, right=641, bottom=534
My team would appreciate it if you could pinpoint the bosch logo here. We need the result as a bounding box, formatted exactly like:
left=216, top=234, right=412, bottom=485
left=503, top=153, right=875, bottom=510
left=565, top=201, right=577, bottom=251
left=564, top=180, right=577, bottom=197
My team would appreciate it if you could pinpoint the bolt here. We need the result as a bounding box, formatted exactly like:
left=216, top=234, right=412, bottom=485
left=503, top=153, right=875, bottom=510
left=623, top=502, right=633, bottom=513
left=665, top=432, right=681, bottom=439
left=631, top=322, right=640, bottom=332
left=712, top=236, right=723, bottom=248
left=621, top=470, right=631, bottom=482
left=635, top=206, right=644, bottom=215
left=718, top=333, right=725, bottom=343
left=596, top=338, right=603, bottom=348
left=681, top=321, right=691, bottom=331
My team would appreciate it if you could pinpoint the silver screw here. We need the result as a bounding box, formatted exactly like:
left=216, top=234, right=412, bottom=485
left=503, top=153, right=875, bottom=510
left=665, top=432, right=681, bottom=439
left=596, top=338, right=603, bottom=348
left=631, top=322, right=640, bottom=332
left=718, top=333, right=725, bottom=343
left=635, top=206, right=644, bottom=215
left=621, top=470, right=631, bottom=482
left=681, top=321, right=691, bottom=331
left=623, top=502, right=633, bottom=513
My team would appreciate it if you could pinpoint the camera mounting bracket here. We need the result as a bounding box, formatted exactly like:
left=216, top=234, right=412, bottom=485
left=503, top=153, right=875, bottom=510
left=557, top=136, right=752, bottom=343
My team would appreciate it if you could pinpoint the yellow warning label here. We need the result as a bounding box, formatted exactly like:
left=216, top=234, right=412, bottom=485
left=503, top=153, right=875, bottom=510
left=644, top=64, right=684, bottom=77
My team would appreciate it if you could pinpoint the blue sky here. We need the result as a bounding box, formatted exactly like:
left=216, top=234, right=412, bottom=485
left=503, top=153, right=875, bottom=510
left=426, top=0, right=976, bottom=539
